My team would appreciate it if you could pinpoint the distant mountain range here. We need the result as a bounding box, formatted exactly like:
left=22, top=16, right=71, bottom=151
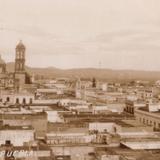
left=6, top=62, right=160, bottom=81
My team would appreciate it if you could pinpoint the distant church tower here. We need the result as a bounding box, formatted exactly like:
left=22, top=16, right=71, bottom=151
left=15, top=40, right=25, bottom=72
left=15, top=41, right=26, bottom=87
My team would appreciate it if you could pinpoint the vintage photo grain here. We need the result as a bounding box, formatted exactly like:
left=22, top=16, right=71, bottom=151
left=0, top=0, right=160, bottom=159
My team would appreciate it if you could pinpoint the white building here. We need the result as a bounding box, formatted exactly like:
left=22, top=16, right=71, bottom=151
left=0, top=126, right=34, bottom=146
left=46, top=128, right=95, bottom=145
left=135, top=106, right=160, bottom=130
left=0, top=93, right=34, bottom=105
left=89, top=122, right=117, bottom=133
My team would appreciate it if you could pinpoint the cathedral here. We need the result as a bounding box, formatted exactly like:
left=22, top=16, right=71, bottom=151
left=0, top=41, right=31, bottom=91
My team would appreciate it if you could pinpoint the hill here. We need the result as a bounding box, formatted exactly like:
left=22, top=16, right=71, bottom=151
left=6, top=62, right=160, bottom=81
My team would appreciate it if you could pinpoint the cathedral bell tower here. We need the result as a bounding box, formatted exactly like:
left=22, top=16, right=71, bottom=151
left=14, top=41, right=26, bottom=87
left=15, top=40, right=25, bottom=72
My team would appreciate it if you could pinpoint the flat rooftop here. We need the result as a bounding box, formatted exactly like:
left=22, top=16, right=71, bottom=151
left=121, top=141, right=160, bottom=150
left=95, top=147, right=160, bottom=160
left=121, top=120, right=148, bottom=127
left=0, top=145, right=51, bottom=151
left=139, top=107, right=160, bottom=115
left=0, top=125, right=33, bottom=130
left=47, top=127, right=89, bottom=135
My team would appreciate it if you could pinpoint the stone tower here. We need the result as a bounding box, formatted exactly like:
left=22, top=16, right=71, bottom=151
left=0, top=55, right=6, bottom=74
left=15, top=41, right=26, bottom=87
left=15, top=40, right=25, bottom=72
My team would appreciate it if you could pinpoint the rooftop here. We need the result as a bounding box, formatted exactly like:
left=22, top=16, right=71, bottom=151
left=16, top=40, right=25, bottom=50
left=0, top=125, right=33, bottom=130
left=95, top=147, right=160, bottom=160
left=0, top=145, right=51, bottom=151
left=47, top=127, right=89, bottom=135
left=139, top=107, right=160, bottom=115
left=121, top=141, right=160, bottom=150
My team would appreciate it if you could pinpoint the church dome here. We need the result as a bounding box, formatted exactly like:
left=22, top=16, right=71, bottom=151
left=16, top=40, right=26, bottom=50
left=0, top=55, right=5, bottom=64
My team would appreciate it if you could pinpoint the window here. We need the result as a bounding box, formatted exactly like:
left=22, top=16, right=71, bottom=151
left=143, top=118, right=145, bottom=124
left=5, top=140, right=11, bottom=145
left=29, top=98, right=33, bottom=104
left=131, top=108, right=134, bottom=114
left=20, top=63, right=23, bottom=70
left=139, top=118, right=141, bottom=122
left=6, top=97, right=10, bottom=102
left=16, top=98, right=19, bottom=104
left=21, top=52, right=24, bottom=59
left=23, top=98, right=26, bottom=104
left=9, top=80, right=13, bottom=84
left=16, top=52, right=20, bottom=59
left=146, top=120, right=148, bottom=125
left=127, top=106, right=128, bottom=112
left=16, top=63, right=19, bottom=70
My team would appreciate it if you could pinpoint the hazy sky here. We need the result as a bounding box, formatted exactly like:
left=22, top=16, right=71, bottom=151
left=1, top=0, right=160, bottom=70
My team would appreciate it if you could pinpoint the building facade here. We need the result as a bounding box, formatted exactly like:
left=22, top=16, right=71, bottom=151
left=135, top=106, right=160, bottom=130
left=0, top=41, right=31, bottom=92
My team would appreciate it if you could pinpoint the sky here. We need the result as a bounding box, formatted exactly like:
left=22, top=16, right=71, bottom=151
left=0, top=0, right=160, bottom=70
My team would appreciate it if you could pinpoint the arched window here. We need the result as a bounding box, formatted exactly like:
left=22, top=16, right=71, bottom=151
left=16, top=98, right=19, bottom=104
left=5, top=140, right=11, bottom=145
left=9, top=80, right=13, bottom=84
left=23, top=98, right=26, bottom=104
left=18, top=63, right=21, bottom=70
left=143, top=118, right=145, bottom=124
left=19, top=63, right=22, bottom=70
left=6, top=97, right=10, bottom=102
left=16, top=52, right=19, bottom=59
left=29, top=98, right=33, bottom=104
left=16, top=63, right=19, bottom=70
left=146, top=120, right=148, bottom=125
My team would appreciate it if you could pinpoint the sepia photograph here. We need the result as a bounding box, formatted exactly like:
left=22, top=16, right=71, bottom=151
left=1, top=0, right=160, bottom=159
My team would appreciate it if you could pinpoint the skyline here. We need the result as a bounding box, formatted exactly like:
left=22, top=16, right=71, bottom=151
left=1, top=0, right=160, bottom=70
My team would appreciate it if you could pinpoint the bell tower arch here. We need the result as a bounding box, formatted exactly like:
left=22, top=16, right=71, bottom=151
left=15, top=40, right=25, bottom=73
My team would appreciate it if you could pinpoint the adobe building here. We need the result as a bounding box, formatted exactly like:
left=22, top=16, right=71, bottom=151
left=0, top=125, right=34, bottom=146
left=135, top=103, right=160, bottom=131
left=0, top=111, right=48, bottom=139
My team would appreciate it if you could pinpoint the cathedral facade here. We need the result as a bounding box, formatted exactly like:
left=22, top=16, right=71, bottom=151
left=0, top=41, right=31, bottom=91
